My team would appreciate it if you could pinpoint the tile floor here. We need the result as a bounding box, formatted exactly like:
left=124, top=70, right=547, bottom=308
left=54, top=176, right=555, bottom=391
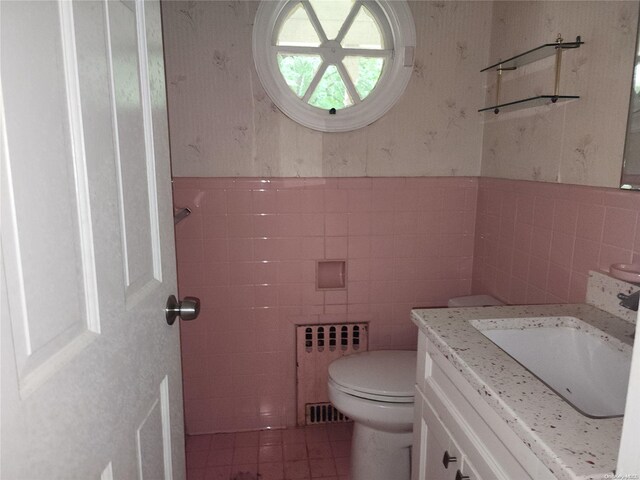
left=186, top=423, right=353, bottom=480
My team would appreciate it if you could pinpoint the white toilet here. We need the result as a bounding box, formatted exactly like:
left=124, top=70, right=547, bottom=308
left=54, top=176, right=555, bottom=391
left=328, top=350, right=417, bottom=480
left=327, top=295, right=503, bottom=480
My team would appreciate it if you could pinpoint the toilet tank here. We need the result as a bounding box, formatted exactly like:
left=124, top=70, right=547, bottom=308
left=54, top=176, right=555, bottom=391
left=447, top=294, right=504, bottom=308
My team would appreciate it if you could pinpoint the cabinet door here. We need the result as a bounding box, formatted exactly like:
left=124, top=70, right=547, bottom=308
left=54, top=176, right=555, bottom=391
left=424, top=419, right=456, bottom=480
left=460, top=456, right=482, bottom=480
left=412, top=393, right=427, bottom=480
left=421, top=398, right=462, bottom=480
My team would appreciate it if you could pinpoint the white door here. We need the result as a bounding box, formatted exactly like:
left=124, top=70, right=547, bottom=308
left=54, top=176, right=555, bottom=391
left=1, top=1, right=186, bottom=478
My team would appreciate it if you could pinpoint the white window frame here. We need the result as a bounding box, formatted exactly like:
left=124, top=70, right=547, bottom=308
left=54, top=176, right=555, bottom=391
left=252, top=0, right=416, bottom=133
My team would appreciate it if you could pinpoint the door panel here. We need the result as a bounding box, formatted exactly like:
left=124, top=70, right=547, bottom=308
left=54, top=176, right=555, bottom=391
left=0, top=1, right=185, bottom=478
left=134, top=375, right=175, bottom=479
left=136, top=380, right=167, bottom=480
left=1, top=0, right=100, bottom=393
left=106, top=0, right=163, bottom=303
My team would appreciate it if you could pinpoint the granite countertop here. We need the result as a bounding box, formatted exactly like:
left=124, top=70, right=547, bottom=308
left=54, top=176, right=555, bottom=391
left=411, top=303, right=635, bottom=480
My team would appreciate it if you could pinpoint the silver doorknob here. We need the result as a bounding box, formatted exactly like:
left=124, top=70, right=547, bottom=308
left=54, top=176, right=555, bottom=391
left=165, top=295, right=200, bottom=325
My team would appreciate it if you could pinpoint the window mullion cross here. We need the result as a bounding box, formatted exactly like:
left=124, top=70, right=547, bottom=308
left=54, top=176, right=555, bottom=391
left=336, top=61, right=361, bottom=104
left=334, top=1, right=362, bottom=44
left=301, top=1, right=328, bottom=44
left=302, top=62, right=327, bottom=102
left=342, top=48, right=392, bottom=57
left=275, top=45, right=321, bottom=55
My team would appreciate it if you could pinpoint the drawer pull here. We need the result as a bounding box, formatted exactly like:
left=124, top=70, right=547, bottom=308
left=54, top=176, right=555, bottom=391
left=455, top=470, right=470, bottom=480
left=442, top=450, right=457, bottom=468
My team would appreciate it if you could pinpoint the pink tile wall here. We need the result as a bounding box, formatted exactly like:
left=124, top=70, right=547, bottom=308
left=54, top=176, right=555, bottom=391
left=173, top=176, right=478, bottom=434
left=473, top=178, right=640, bottom=305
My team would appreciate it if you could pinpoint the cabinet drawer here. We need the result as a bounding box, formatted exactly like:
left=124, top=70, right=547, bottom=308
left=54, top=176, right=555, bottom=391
left=422, top=339, right=555, bottom=480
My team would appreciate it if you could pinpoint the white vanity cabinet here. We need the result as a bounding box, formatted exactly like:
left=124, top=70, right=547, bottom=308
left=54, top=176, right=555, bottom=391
left=412, top=331, right=557, bottom=480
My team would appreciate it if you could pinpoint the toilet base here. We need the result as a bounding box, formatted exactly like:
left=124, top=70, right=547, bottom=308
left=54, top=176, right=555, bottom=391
left=350, top=422, right=412, bottom=480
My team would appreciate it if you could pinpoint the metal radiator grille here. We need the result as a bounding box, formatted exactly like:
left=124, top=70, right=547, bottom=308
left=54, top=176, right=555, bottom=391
left=296, top=323, right=368, bottom=426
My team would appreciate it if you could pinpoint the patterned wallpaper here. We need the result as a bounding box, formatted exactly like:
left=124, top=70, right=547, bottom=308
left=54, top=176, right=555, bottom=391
left=481, top=1, right=639, bottom=188
left=161, top=1, right=493, bottom=177
left=162, top=1, right=639, bottom=185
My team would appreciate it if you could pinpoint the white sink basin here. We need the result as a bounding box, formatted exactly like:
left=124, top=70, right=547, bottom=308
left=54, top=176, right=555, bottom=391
left=471, top=317, right=632, bottom=418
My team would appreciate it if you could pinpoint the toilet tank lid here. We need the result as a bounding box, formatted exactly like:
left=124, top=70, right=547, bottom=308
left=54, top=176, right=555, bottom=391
left=447, top=294, right=504, bottom=307
left=328, top=350, right=416, bottom=398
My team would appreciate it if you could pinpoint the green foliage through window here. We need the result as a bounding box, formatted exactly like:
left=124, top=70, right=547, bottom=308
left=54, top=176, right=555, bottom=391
left=351, top=57, right=384, bottom=100
left=277, top=56, right=384, bottom=110
left=277, top=54, right=322, bottom=98
left=308, top=65, right=352, bottom=109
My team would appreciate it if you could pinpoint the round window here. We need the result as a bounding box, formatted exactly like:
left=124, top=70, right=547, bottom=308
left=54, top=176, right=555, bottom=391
left=253, top=0, right=415, bottom=132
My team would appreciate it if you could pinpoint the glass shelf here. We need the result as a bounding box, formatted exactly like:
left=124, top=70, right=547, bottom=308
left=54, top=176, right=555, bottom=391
left=478, top=95, right=579, bottom=114
left=481, top=36, right=583, bottom=72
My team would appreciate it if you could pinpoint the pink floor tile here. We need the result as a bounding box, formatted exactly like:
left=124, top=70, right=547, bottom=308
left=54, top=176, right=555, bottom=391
left=330, top=441, right=351, bottom=458
left=229, top=464, right=258, bottom=478
left=284, top=442, right=308, bottom=461
left=203, top=465, right=231, bottom=480
left=334, top=456, right=350, bottom=476
left=210, top=432, right=236, bottom=449
left=282, top=428, right=307, bottom=444
left=187, top=425, right=353, bottom=480
left=187, top=450, right=210, bottom=469
left=307, top=442, right=333, bottom=459
left=309, top=458, right=337, bottom=478
left=304, top=425, right=329, bottom=444
left=187, top=434, right=212, bottom=453
left=284, top=459, right=311, bottom=479
left=259, top=461, right=285, bottom=480
left=235, top=431, right=260, bottom=447
left=260, top=444, right=284, bottom=463
left=207, top=448, right=233, bottom=467
left=187, top=468, right=205, bottom=480
left=326, top=424, right=353, bottom=442
left=233, top=446, right=259, bottom=465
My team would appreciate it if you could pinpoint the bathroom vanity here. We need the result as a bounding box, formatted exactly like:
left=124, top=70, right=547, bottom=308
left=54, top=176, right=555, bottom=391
left=411, top=302, right=635, bottom=480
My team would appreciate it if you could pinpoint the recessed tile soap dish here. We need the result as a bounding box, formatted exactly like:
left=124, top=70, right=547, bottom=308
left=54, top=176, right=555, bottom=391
left=317, top=260, right=346, bottom=290
left=609, top=263, right=640, bottom=284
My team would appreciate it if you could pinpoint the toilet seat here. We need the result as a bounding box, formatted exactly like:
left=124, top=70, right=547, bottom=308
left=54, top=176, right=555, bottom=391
left=328, top=377, right=414, bottom=403
left=328, top=350, right=417, bottom=403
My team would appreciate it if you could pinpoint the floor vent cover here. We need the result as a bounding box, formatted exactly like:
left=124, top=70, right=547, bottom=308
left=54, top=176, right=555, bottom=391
left=305, top=402, right=350, bottom=425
